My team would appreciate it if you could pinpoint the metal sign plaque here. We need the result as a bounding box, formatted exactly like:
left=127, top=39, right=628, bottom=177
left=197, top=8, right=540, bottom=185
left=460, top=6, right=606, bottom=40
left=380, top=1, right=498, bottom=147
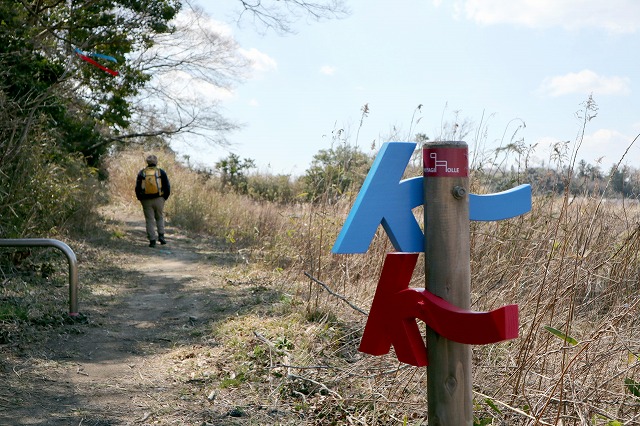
left=423, top=147, right=468, bottom=177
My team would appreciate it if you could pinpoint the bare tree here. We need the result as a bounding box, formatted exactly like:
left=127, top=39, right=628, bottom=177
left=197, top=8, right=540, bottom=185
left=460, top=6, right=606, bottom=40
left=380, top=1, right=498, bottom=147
left=108, top=0, right=348, bottom=149
left=106, top=2, right=249, bottom=149
left=17, top=0, right=348, bottom=153
left=233, top=0, right=349, bottom=34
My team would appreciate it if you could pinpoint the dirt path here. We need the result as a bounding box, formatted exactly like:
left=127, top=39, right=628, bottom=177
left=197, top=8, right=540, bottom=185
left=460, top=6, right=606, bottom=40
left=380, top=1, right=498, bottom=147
left=1, top=208, right=282, bottom=425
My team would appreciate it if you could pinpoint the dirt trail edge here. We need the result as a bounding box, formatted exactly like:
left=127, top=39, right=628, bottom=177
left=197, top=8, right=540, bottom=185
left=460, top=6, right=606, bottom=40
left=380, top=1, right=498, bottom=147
left=1, top=209, right=281, bottom=425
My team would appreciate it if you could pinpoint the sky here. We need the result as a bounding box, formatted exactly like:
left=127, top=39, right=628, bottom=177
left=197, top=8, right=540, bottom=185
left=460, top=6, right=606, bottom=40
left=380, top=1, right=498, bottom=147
left=172, top=0, right=640, bottom=176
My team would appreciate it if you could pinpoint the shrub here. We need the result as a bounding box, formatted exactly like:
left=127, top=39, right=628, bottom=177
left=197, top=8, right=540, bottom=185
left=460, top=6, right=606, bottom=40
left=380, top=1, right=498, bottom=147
left=0, top=93, right=101, bottom=237
left=247, top=173, right=303, bottom=204
left=302, top=144, right=372, bottom=203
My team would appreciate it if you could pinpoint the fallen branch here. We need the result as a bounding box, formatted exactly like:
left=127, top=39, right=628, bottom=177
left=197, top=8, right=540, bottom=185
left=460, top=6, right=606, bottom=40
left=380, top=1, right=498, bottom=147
left=268, top=364, right=336, bottom=370
left=304, top=272, right=368, bottom=316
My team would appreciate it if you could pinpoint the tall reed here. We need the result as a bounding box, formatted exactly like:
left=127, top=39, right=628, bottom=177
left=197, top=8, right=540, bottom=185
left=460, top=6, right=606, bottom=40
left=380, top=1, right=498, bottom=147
left=104, top=123, right=640, bottom=423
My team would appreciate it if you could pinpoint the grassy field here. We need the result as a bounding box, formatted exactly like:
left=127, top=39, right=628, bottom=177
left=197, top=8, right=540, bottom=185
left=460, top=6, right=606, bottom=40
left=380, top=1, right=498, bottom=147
left=2, top=145, right=640, bottom=424
left=109, top=147, right=640, bottom=424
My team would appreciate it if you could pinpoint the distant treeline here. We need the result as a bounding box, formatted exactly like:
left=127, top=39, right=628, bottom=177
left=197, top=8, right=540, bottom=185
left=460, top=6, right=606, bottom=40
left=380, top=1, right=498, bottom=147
left=475, top=160, right=640, bottom=198
left=207, top=146, right=640, bottom=207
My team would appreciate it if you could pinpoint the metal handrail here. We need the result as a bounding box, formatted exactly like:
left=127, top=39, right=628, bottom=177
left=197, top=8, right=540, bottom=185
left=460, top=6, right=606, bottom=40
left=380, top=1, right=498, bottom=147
left=0, top=239, right=78, bottom=316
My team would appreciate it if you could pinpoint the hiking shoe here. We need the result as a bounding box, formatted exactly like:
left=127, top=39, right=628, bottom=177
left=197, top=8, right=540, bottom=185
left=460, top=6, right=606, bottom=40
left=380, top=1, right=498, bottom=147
left=149, top=240, right=156, bottom=247
left=158, top=235, right=166, bottom=245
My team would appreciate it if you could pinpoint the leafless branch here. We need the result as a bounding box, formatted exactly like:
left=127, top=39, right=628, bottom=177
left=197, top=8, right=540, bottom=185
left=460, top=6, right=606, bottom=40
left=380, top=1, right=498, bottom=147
left=235, top=0, right=349, bottom=34
left=304, top=271, right=368, bottom=316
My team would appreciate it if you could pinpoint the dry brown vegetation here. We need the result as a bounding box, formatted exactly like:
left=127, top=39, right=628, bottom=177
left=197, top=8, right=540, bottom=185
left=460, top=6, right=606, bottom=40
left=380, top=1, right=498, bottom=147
left=2, top=141, right=640, bottom=425
left=101, top=146, right=640, bottom=424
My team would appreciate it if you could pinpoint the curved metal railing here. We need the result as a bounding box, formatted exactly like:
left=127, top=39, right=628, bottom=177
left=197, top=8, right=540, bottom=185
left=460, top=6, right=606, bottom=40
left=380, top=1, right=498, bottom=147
left=0, top=239, right=78, bottom=316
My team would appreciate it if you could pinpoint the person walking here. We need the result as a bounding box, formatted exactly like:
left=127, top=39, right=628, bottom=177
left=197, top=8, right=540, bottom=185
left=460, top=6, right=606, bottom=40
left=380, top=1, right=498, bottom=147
left=135, top=154, right=171, bottom=247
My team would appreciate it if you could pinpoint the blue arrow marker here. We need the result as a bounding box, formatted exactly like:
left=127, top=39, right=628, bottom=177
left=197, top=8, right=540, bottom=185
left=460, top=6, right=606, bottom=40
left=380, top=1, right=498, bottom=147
left=332, top=143, right=424, bottom=254
left=332, top=142, right=532, bottom=254
left=89, top=52, right=118, bottom=63
left=469, top=184, right=531, bottom=221
left=74, top=48, right=117, bottom=63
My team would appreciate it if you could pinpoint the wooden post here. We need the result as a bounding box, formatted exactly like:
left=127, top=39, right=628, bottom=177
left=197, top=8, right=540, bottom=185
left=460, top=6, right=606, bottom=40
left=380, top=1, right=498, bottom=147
left=423, top=141, right=472, bottom=425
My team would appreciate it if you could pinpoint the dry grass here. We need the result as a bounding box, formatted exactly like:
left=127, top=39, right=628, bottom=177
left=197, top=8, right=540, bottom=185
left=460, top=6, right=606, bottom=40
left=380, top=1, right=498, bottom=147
left=468, top=194, right=640, bottom=425
left=103, top=145, right=640, bottom=425
left=266, top=194, right=640, bottom=424
left=310, top=194, right=640, bottom=425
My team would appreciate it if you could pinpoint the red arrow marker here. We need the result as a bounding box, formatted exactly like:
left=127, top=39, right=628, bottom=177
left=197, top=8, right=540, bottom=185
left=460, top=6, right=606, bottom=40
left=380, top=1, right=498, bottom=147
left=76, top=52, right=119, bottom=76
left=359, top=252, right=519, bottom=367
left=359, top=252, right=420, bottom=358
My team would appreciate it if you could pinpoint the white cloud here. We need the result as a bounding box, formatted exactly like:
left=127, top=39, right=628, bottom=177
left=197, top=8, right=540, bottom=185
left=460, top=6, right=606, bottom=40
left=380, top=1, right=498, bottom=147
left=320, top=65, right=337, bottom=76
left=248, top=98, right=260, bottom=107
left=239, top=48, right=278, bottom=75
left=580, top=129, right=637, bottom=164
left=537, top=70, right=631, bottom=97
left=534, top=129, right=637, bottom=167
left=157, top=70, right=234, bottom=101
left=169, top=10, right=276, bottom=79
left=458, top=0, right=640, bottom=33
left=173, top=9, right=234, bottom=38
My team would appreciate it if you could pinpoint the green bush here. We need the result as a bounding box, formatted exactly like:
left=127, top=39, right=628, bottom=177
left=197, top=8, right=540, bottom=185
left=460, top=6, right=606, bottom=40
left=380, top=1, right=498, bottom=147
left=302, top=144, right=372, bottom=203
left=0, top=94, right=101, bottom=237
left=247, top=173, right=302, bottom=204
